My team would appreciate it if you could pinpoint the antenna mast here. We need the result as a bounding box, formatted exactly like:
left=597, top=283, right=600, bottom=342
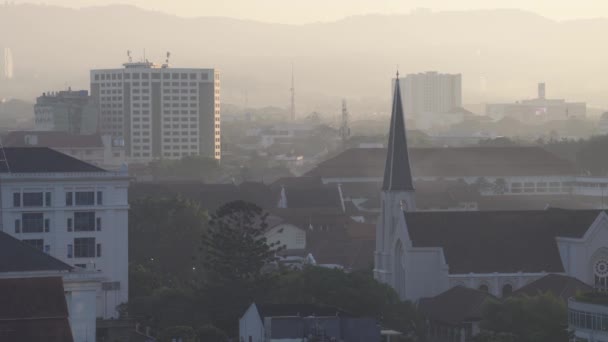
left=290, top=63, right=296, bottom=121
left=340, top=99, right=350, bottom=145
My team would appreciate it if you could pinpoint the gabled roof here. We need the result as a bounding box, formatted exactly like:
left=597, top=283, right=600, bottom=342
left=4, top=131, right=104, bottom=148
left=0, top=231, right=72, bottom=273
left=305, top=146, right=578, bottom=178
left=405, top=209, right=601, bottom=274
left=382, top=76, right=414, bottom=191
left=0, top=277, right=73, bottom=342
left=419, top=286, right=496, bottom=325
left=0, top=147, right=105, bottom=173
left=511, top=274, right=593, bottom=301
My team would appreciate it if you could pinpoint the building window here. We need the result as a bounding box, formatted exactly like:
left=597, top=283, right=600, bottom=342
left=479, top=284, right=489, bottom=293
left=22, top=213, right=44, bottom=233
left=23, top=192, right=43, bottom=207
left=14, top=219, right=20, bottom=233
left=67, top=218, right=73, bottom=232
left=97, top=243, right=102, bottom=257
left=96, top=191, right=103, bottom=205
left=502, top=284, right=513, bottom=297
left=96, top=217, right=102, bottom=231
left=23, top=239, right=44, bottom=250
left=66, top=192, right=73, bottom=206
left=74, top=212, right=95, bottom=232
left=45, top=192, right=52, bottom=206
left=594, top=258, right=608, bottom=291
left=75, top=191, right=95, bottom=206
left=67, top=244, right=73, bottom=258
left=74, top=238, right=96, bottom=258
left=13, top=193, right=20, bottom=207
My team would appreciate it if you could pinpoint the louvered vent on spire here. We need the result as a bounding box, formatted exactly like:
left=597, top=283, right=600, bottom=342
left=382, top=73, right=415, bottom=191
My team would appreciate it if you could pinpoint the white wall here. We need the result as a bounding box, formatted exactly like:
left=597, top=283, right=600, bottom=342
left=239, top=303, right=265, bottom=342
left=0, top=172, right=129, bottom=319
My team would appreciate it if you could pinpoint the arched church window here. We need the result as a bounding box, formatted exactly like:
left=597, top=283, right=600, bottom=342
left=502, top=284, right=513, bottom=297
left=478, top=284, right=489, bottom=293
left=594, top=258, right=608, bottom=291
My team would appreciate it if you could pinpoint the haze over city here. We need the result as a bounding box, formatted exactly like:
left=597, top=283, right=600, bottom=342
left=2, top=1, right=608, bottom=342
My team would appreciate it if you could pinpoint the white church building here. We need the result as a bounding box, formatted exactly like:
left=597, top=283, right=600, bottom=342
left=374, top=74, right=608, bottom=301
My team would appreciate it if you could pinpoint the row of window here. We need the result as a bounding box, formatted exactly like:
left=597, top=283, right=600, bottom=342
left=94, top=72, right=210, bottom=81
left=24, top=238, right=102, bottom=259
left=14, top=212, right=102, bottom=233
left=13, top=191, right=103, bottom=208
left=510, top=182, right=564, bottom=194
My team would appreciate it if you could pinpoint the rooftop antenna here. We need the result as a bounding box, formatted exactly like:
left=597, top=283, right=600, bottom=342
left=340, top=99, right=350, bottom=145
left=165, top=51, right=171, bottom=65
left=290, top=62, right=296, bottom=121
left=143, top=48, right=146, bottom=62
left=127, top=50, right=132, bottom=63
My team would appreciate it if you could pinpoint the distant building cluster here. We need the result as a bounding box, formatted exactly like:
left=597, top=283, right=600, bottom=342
left=486, top=82, right=586, bottom=122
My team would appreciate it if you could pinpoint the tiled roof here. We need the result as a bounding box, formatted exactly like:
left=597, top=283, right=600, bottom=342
left=405, top=209, right=601, bottom=274
left=511, top=274, right=593, bottom=301
left=0, top=147, right=105, bottom=173
left=0, top=277, right=73, bottom=342
left=0, top=231, right=72, bottom=273
left=419, top=286, right=496, bottom=325
left=305, top=146, right=578, bottom=178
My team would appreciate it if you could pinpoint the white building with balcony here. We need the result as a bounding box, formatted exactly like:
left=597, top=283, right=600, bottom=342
left=569, top=295, right=608, bottom=342
left=0, top=147, right=129, bottom=319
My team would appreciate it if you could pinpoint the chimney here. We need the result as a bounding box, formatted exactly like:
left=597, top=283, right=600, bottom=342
left=538, top=83, right=546, bottom=99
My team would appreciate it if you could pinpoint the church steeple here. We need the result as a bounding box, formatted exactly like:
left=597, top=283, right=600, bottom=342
left=382, top=72, right=414, bottom=192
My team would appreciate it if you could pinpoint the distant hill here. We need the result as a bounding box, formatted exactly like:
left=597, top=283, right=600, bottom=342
left=1, top=4, right=607, bottom=112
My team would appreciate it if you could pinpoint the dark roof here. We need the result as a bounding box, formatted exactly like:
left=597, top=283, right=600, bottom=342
left=382, top=77, right=414, bottom=191
left=4, top=131, right=104, bottom=148
left=305, top=146, right=578, bottom=178
left=419, top=286, right=496, bottom=325
left=306, top=222, right=376, bottom=270
left=270, top=177, right=343, bottom=210
left=0, top=147, right=105, bottom=173
left=0, top=277, right=73, bottom=342
left=0, top=231, right=72, bottom=273
left=405, top=209, right=601, bottom=274
left=511, top=274, right=593, bottom=301
left=257, top=303, right=348, bottom=318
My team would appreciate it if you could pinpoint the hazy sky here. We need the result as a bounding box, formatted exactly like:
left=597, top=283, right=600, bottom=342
left=13, top=0, right=608, bottom=23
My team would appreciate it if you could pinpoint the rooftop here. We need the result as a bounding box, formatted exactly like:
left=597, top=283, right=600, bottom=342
left=5, top=131, right=104, bottom=149
left=0, top=231, right=72, bottom=273
left=405, top=209, right=601, bottom=274
left=0, top=147, right=105, bottom=173
left=305, top=146, right=578, bottom=179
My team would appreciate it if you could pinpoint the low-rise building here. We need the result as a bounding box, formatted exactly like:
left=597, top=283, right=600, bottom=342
left=568, top=292, right=608, bottom=342
left=239, top=303, right=380, bottom=342
left=34, top=89, right=98, bottom=134
left=0, top=147, right=129, bottom=319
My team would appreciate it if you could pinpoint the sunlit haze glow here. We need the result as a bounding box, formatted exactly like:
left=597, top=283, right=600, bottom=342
left=13, top=0, right=608, bottom=23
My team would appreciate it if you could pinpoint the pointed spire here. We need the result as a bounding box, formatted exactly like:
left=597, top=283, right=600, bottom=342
left=382, top=72, right=414, bottom=191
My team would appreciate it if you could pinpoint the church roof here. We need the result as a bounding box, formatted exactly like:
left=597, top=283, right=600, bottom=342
left=382, top=76, right=414, bottom=191
left=418, top=286, right=495, bottom=326
left=404, top=209, right=601, bottom=274
left=510, top=274, right=593, bottom=301
left=305, top=146, right=577, bottom=178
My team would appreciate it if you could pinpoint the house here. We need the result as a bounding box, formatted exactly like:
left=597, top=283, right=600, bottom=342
left=0, top=230, right=101, bottom=342
left=374, top=74, right=608, bottom=303
left=239, top=303, right=380, bottom=342
left=0, top=147, right=129, bottom=319
left=418, top=286, right=495, bottom=342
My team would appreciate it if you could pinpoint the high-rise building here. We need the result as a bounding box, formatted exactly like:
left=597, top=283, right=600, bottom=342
left=3, top=47, right=14, bottom=80
left=397, top=71, right=462, bottom=116
left=34, top=89, right=98, bottom=134
left=90, top=61, right=220, bottom=161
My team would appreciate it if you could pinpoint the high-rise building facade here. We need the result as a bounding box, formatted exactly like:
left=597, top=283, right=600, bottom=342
left=398, top=71, right=462, bottom=116
left=34, top=89, right=98, bottom=134
left=90, top=61, right=220, bottom=161
left=3, top=47, right=13, bottom=80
